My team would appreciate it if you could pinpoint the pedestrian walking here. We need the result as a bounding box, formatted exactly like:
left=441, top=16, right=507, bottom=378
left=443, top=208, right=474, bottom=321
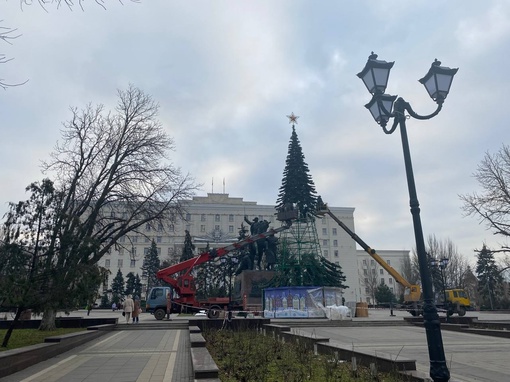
left=166, top=291, right=172, bottom=320
left=112, top=302, right=117, bottom=311
left=132, top=296, right=141, bottom=324
left=123, top=295, right=134, bottom=324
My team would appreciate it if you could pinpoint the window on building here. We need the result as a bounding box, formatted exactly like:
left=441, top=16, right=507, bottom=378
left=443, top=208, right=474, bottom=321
left=169, top=224, right=174, bottom=232
left=364, top=278, right=369, bottom=284
left=130, top=259, right=136, bottom=268
left=365, top=288, right=370, bottom=293
left=215, top=214, right=220, bottom=222
left=145, top=223, right=151, bottom=231
left=201, top=214, right=206, bottom=222
left=372, top=269, right=376, bottom=275
left=229, top=225, right=234, bottom=233
left=157, top=247, right=161, bottom=255
left=186, top=225, right=191, bottom=231
left=333, top=240, right=338, bottom=247
left=201, top=225, right=205, bottom=232
left=322, top=228, right=327, bottom=235
left=229, top=214, right=234, bottom=222
left=119, top=248, right=124, bottom=256
left=370, top=259, right=375, bottom=266
left=131, top=247, right=137, bottom=256
left=144, top=248, right=150, bottom=255
left=323, top=250, right=329, bottom=257
left=170, top=214, right=176, bottom=222
left=156, top=236, right=162, bottom=243
left=167, top=248, right=173, bottom=256
left=363, top=269, right=368, bottom=275
left=132, top=236, right=138, bottom=243
left=380, top=278, right=385, bottom=285
left=332, top=228, right=337, bottom=235
left=110, top=211, right=115, bottom=218
left=323, top=240, right=328, bottom=246
left=335, top=261, right=339, bottom=265
left=387, top=260, right=391, bottom=265
left=105, top=259, right=110, bottom=268
left=145, top=237, right=150, bottom=243
left=363, top=259, right=367, bottom=266
left=118, top=259, right=123, bottom=268
left=119, top=236, right=125, bottom=243
left=389, top=278, right=393, bottom=284
left=158, top=224, right=163, bottom=232
left=379, top=269, right=384, bottom=275
left=215, top=225, right=220, bottom=231
left=186, top=213, right=191, bottom=221
left=390, top=287, right=394, bottom=292
left=322, top=218, right=326, bottom=224
left=334, top=250, right=339, bottom=257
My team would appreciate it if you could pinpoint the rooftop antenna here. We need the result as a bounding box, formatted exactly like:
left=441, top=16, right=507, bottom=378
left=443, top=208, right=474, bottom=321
left=211, top=177, right=214, bottom=193
left=223, top=178, right=225, bottom=194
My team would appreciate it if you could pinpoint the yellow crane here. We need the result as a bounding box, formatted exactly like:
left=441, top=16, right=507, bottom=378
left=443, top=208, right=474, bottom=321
left=317, top=203, right=470, bottom=316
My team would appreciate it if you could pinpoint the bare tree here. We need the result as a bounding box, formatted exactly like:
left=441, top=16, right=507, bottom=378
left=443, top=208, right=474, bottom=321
left=19, top=1, right=140, bottom=11
left=460, top=144, right=510, bottom=253
left=2, top=1, right=140, bottom=87
left=6, top=85, right=196, bottom=330
left=399, top=252, right=420, bottom=298
left=426, top=235, right=469, bottom=289
left=359, top=262, right=379, bottom=304
left=0, top=22, right=25, bottom=89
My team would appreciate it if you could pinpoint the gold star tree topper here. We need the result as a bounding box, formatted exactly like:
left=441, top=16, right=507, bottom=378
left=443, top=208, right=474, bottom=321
left=287, top=112, right=299, bottom=125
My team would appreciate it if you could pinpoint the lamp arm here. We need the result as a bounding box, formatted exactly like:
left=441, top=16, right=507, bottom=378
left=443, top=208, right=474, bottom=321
left=404, top=100, right=443, bottom=120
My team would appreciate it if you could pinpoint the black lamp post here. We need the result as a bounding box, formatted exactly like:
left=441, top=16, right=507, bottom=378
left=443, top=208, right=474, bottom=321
left=358, top=52, right=458, bottom=382
left=431, top=257, right=449, bottom=314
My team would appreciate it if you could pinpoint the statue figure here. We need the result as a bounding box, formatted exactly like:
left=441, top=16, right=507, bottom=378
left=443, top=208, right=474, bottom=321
left=265, top=234, right=278, bottom=270
left=235, top=254, right=252, bottom=275
left=244, top=216, right=271, bottom=270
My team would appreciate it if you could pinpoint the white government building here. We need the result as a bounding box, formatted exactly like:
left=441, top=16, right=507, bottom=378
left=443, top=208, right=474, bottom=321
left=97, top=193, right=409, bottom=304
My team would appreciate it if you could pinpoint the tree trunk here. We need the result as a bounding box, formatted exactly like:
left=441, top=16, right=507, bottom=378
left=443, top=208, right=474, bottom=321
left=39, top=309, right=57, bottom=331
left=1, top=307, right=23, bottom=347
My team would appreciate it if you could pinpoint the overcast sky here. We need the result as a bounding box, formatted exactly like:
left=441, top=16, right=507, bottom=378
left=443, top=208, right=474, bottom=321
left=1, top=1, right=509, bottom=265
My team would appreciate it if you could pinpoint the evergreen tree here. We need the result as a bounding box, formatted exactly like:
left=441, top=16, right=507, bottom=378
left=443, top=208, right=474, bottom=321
left=134, top=274, right=143, bottom=299
left=276, top=124, right=317, bottom=217
left=111, top=269, right=124, bottom=304
left=475, top=245, right=503, bottom=309
left=100, top=293, right=110, bottom=308
left=269, top=249, right=348, bottom=289
left=180, top=230, right=195, bottom=262
left=374, top=284, right=397, bottom=306
left=124, top=272, right=137, bottom=296
left=142, top=240, right=161, bottom=291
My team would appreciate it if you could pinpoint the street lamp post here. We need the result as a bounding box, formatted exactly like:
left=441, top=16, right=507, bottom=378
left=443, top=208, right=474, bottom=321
left=358, top=52, right=458, bottom=382
left=431, top=257, right=449, bottom=315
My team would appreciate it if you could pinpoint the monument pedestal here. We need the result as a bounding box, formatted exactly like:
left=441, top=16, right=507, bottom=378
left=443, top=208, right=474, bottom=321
left=233, top=270, right=275, bottom=312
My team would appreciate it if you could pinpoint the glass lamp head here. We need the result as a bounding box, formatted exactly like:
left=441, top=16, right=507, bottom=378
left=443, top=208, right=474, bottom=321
left=365, top=93, right=397, bottom=126
left=419, top=59, right=458, bottom=103
left=357, top=52, right=395, bottom=95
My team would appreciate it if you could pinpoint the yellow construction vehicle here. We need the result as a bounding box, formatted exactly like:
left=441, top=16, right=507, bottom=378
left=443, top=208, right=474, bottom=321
left=317, top=204, right=470, bottom=316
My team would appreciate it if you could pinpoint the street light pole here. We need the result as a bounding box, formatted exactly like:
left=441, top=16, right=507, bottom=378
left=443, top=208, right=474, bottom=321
left=358, top=52, right=458, bottom=382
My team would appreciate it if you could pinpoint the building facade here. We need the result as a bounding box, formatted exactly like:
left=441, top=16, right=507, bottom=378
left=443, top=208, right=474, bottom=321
left=97, top=193, right=409, bottom=304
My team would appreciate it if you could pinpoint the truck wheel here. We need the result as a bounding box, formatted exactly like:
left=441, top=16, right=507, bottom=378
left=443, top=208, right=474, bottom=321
left=458, top=307, right=466, bottom=317
left=154, top=309, right=166, bottom=320
left=207, top=305, right=221, bottom=319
